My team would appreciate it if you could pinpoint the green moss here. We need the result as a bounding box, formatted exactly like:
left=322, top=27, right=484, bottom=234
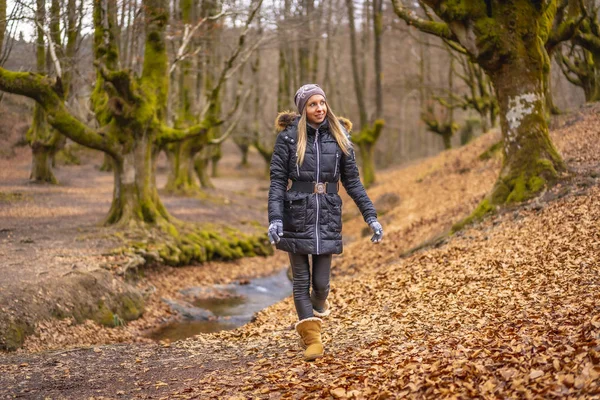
left=528, top=175, right=546, bottom=194
left=439, top=0, right=471, bottom=20
left=506, top=174, right=527, bottom=203
left=451, top=198, right=495, bottom=233
left=54, top=145, right=82, bottom=166
left=95, top=301, right=116, bottom=327
left=1, top=321, right=30, bottom=351
left=479, top=140, right=503, bottom=160
left=118, top=294, right=144, bottom=321
left=0, top=192, right=29, bottom=202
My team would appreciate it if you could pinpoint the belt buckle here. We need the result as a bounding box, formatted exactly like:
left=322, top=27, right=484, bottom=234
left=315, top=182, right=326, bottom=194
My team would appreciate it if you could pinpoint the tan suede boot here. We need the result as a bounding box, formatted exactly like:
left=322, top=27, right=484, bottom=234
left=295, top=317, right=324, bottom=361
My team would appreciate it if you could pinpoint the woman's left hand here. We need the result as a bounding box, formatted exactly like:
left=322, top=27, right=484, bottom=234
left=368, top=219, right=383, bottom=243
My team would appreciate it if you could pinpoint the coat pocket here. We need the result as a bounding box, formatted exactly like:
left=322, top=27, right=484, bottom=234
left=324, top=195, right=342, bottom=232
left=283, top=198, right=307, bottom=232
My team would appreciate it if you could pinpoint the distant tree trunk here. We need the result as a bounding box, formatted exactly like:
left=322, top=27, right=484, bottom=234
left=236, top=140, right=250, bottom=168
left=195, top=148, right=215, bottom=188
left=345, top=0, right=384, bottom=187
left=28, top=0, right=58, bottom=184
left=165, top=0, right=200, bottom=193
left=277, top=0, right=293, bottom=110
left=165, top=140, right=202, bottom=192
left=211, top=144, right=221, bottom=177
left=373, top=0, right=383, bottom=119
left=100, top=153, right=114, bottom=171
left=0, top=0, right=6, bottom=52
left=254, top=138, right=272, bottom=177
left=322, top=0, right=334, bottom=95
left=30, top=140, right=58, bottom=183
left=298, top=0, right=312, bottom=84
left=361, top=0, right=371, bottom=97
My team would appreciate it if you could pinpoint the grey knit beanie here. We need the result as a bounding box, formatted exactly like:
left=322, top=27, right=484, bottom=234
left=294, top=84, right=327, bottom=115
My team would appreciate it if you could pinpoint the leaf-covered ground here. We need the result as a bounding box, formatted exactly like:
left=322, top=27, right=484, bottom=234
left=0, top=105, right=599, bottom=398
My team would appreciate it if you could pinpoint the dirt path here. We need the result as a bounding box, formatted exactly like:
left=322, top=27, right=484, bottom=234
left=0, top=143, right=269, bottom=291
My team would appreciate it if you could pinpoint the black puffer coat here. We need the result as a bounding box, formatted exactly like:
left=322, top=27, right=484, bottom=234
left=268, top=112, right=377, bottom=255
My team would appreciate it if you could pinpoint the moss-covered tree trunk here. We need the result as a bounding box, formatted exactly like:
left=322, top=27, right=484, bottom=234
left=27, top=0, right=60, bottom=184
left=489, top=57, right=565, bottom=203
left=358, top=141, right=375, bottom=187
left=105, top=136, right=169, bottom=226
left=87, top=0, right=174, bottom=226
left=30, top=142, right=58, bottom=184
left=351, top=120, right=384, bottom=187
left=393, top=0, right=567, bottom=207
left=588, top=51, right=600, bottom=101
left=165, top=140, right=201, bottom=192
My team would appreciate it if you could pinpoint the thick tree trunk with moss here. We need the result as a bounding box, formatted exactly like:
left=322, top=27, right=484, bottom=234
left=393, top=0, right=568, bottom=208
left=30, top=143, right=58, bottom=184
left=489, top=59, right=565, bottom=204
left=27, top=0, right=60, bottom=183
left=105, top=138, right=169, bottom=226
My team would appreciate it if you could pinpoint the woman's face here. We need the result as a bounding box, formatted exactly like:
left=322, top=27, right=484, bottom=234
left=305, top=94, right=327, bottom=125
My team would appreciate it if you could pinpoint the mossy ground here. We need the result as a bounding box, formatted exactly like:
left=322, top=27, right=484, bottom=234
left=112, top=220, right=272, bottom=267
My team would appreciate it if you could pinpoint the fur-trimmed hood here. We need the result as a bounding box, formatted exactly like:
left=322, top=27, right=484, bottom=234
left=274, top=111, right=353, bottom=134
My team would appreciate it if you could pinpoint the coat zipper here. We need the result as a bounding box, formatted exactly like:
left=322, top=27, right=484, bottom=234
left=314, top=128, right=321, bottom=255
left=334, top=151, right=339, bottom=178
left=296, top=152, right=300, bottom=177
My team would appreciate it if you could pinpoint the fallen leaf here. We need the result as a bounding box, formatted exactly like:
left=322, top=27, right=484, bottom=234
left=330, top=387, right=347, bottom=398
left=529, top=370, right=544, bottom=380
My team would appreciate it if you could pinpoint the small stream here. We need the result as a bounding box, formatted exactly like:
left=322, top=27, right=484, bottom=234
left=146, top=267, right=292, bottom=342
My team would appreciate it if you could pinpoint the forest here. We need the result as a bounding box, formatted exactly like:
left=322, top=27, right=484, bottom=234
left=0, top=0, right=599, bottom=398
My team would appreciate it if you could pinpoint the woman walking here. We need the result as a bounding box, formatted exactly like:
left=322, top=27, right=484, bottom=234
left=267, top=84, right=383, bottom=361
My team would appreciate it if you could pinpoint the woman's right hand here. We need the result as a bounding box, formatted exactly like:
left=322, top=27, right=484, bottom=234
left=268, top=220, right=284, bottom=244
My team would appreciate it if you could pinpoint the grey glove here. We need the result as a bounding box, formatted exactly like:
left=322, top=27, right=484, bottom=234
left=268, top=220, right=283, bottom=244
left=367, top=218, right=383, bottom=243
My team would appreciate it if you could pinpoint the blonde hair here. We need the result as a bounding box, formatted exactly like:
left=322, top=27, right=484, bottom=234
left=296, top=102, right=351, bottom=166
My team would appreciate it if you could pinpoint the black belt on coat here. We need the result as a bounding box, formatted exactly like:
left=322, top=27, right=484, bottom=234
left=288, top=180, right=338, bottom=194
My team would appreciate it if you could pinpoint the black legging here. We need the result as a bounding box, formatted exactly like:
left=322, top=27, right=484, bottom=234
left=288, top=253, right=332, bottom=320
